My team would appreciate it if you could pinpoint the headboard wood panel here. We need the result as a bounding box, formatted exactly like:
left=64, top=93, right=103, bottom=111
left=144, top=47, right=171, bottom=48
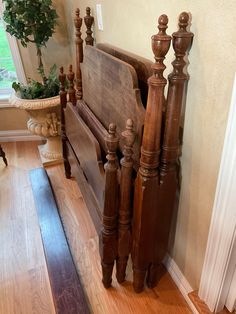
left=81, top=46, right=145, bottom=163
left=65, top=103, right=105, bottom=210
left=96, top=43, right=152, bottom=106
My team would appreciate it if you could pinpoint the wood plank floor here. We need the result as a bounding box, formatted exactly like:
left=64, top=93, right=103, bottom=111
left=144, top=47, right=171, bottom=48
left=30, top=168, right=90, bottom=313
left=0, top=142, right=192, bottom=314
left=0, top=142, right=55, bottom=314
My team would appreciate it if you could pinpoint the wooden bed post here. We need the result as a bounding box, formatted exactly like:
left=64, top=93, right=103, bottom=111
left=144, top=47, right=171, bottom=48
left=59, top=67, right=71, bottom=178
left=160, top=12, right=193, bottom=181
left=154, top=13, right=193, bottom=266
left=84, top=7, right=94, bottom=46
left=67, top=65, right=76, bottom=106
left=74, top=9, right=83, bottom=100
left=132, top=15, right=171, bottom=293
left=116, top=119, right=135, bottom=283
left=100, top=123, right=119, bottom=288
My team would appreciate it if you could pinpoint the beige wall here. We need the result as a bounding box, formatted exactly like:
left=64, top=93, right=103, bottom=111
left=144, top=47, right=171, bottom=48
left=0, top=108, right=28, bottom=130
left=67, top=0, right=236, bottom=289
left=0, top=0, right=72, bottom=131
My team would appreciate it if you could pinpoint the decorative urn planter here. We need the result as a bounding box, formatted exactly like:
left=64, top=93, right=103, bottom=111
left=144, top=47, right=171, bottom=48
left=10, top=93, right=62, bottom=166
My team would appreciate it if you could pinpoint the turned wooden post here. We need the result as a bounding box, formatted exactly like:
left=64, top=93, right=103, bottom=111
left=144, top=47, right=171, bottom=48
left=154, top=12, right=194, bottom=268
left=160, top=12, right=193, bottom=180
left=132, top=15, right=171, bottom=293
left=100, top=123, right=119, bottom=288
left=74, top=9, right=83, bottom=100
left=116, top=119, right=135, bottom=283
left=67, top=65, right=76, bottom=106
left=59, top=67, right=71, bottom=178
left=84, top=7, right=94, bottom=46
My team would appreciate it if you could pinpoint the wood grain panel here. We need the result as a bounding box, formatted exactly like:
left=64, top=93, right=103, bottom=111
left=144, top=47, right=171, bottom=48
left=30, top=168, right=90, bottom=314
left=96, top=43, right=152, bottom=106
left=65, top=102, right=105, bottom=209
left=81, top=45, right=145, bottom=164
left=66, top=141, right=102, bottom=233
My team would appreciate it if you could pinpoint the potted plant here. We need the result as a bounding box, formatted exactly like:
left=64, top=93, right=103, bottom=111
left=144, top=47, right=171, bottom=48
left=3, top=0, right=62, bottom=165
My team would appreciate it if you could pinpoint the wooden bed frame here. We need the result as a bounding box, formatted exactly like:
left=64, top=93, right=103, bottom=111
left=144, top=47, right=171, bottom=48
left=59, top=8, right=193, bottom=293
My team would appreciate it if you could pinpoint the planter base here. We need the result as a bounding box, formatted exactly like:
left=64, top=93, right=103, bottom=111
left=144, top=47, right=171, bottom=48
left=38, top=143, right=63, bottom=167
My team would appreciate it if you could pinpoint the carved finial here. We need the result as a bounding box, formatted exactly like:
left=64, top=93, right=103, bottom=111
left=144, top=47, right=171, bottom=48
left=75, top=9, right=82, bottom=26
left=122, top=119, right=135, bottom=161
left=67, top=65, right=74, bottom=82
left=151, top=15, right=171, bottom=81
left=67, top=65, right=76, bottom=106
left=139, top=14, right=171, bottom=177
left=74, top=8, right=83, bottom=48
left=59, top=66, right=65, bottom=86
left=158, top=14, right=168, bottom=34
left=74, top=8, right=83, bottom=44
left=178, top=12, right=189, bottom=31
left=74, top=8, right=83, bottom=100
left=84, top=7, right=94, bottom=46
left=86, top=7, right=90, bottom=15
left=170, top=12, right=193, bottom=79
left=105, top=124, right=119, bottom=164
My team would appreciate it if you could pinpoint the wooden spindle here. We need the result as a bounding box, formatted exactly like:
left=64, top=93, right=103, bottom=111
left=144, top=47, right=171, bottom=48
left=116, top=119, right=135, bottom=283
left=151, top=13, right=193, bottom=284
left=160, top=12, right=193, bottom=180
left=84, top=7, right=94, bottom=46
left=67, top=65, right=76, bottom=106
left=132, top=15, right=171, bottom=293
left=74, top=8, right=83, bottom=100
left=100, top=123, right=119, bottom=288
left=59, top=67, right=71, bottom=178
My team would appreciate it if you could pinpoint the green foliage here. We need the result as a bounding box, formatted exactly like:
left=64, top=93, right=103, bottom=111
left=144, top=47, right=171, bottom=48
left=2, top=0, right=59, bottom=99
left=2, top=0, right=58, bottom=49
left=12, top=64, right=59, bottom=99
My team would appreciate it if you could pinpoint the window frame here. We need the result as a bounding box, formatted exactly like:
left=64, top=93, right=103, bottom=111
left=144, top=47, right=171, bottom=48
left=0, top=3, right=27, bottom=107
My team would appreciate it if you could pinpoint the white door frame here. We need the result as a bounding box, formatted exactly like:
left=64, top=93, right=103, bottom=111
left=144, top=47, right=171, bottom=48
left=198, top=73, right=236, bottom=312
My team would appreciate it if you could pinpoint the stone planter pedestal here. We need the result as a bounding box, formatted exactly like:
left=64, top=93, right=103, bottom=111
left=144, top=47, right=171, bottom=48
left=10, top=94, right=62, bottom=166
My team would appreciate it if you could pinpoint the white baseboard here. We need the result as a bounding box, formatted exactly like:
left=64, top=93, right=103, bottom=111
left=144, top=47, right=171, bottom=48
left=0, top=129, right=43, bottom=142
left=164, top=254, right=199, bottom=314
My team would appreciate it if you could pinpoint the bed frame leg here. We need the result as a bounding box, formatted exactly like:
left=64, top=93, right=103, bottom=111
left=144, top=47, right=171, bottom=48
left=100, top=123, right=119, bottom=288
left=132, top=15, right=171, bottom=293
left=133, top=268, right=147, bottom=293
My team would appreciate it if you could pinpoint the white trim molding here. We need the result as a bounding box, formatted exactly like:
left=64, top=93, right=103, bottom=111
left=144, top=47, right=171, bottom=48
left=0, top=129, right=43, bottom=142
left=6, top=33, right=27, bottom=85
left=164, top=254, right=198, bottom=314
left=199, top=74, right=236, bottom=312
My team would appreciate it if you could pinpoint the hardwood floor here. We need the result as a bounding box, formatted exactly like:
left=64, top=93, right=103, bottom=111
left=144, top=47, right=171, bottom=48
left=30, top=168, right=90, bottom=313
left=0, top=142, right=55, bottom=314
left=0, top=142, right=192, bottom=314
left=47, top=151, right=192, bottom=314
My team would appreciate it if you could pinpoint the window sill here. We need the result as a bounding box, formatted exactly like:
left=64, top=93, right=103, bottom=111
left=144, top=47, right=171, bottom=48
left=0, top=92, right=14, bottom=108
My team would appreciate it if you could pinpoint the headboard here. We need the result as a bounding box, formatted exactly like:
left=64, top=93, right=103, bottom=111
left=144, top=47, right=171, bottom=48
left=81, top=45, right=145, bottom=163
